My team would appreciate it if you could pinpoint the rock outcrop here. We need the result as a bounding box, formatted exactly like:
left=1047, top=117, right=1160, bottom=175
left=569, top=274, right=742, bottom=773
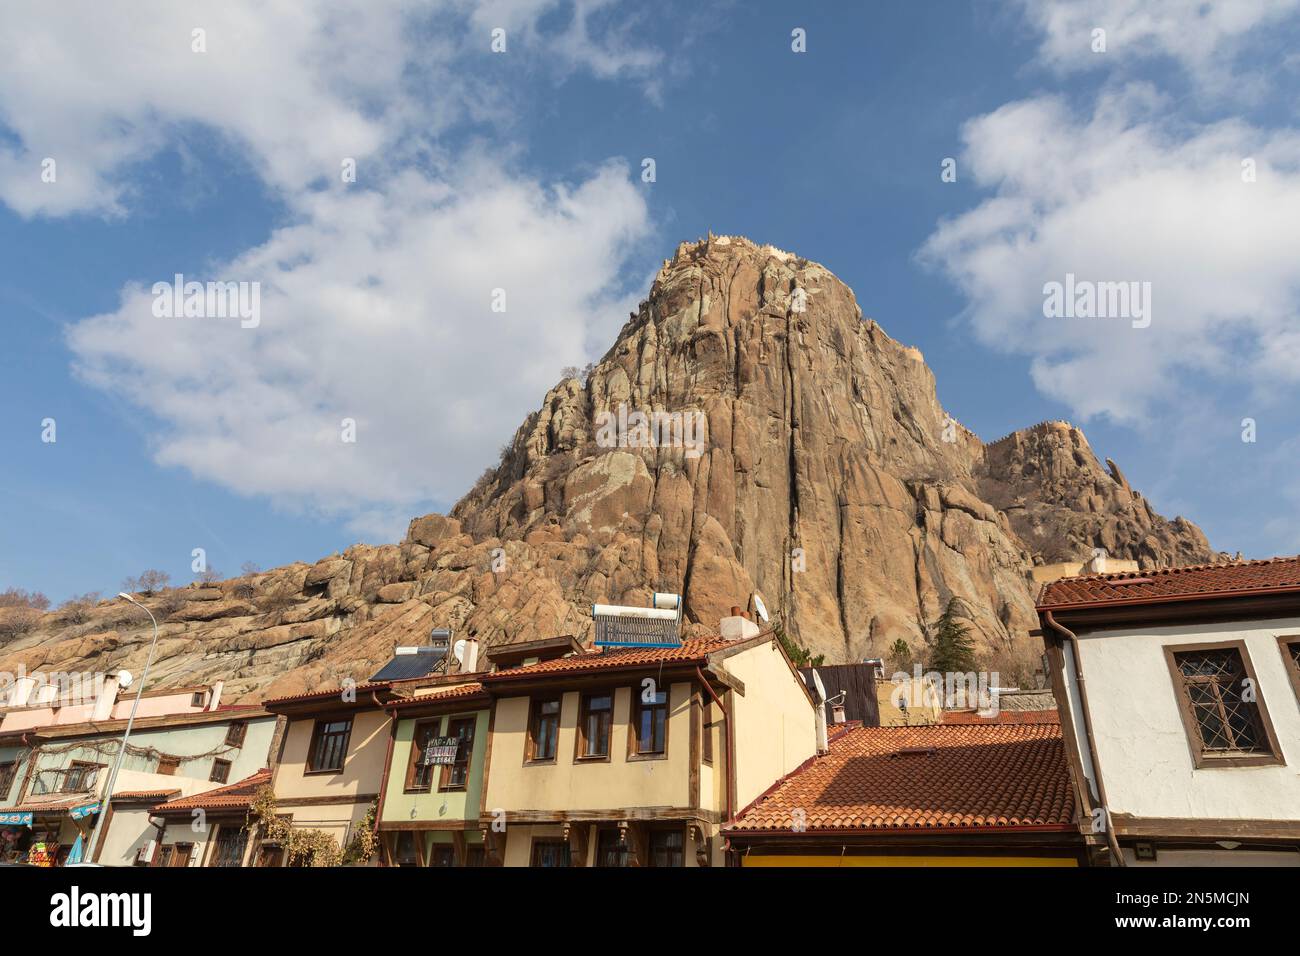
left=0, top=236, right=1223, bottom=701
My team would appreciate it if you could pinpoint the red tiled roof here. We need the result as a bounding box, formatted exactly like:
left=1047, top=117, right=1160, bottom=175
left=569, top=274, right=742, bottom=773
left=941, top=709, right=1060, bottom=725
left=152, top=769, right=271, bottom=814
left=112, top=789, right=181, bottom=801
left=1038, top=555, right=1300, bottom=611
left=0, top=793, right=99, bottom=815
left=262, top=682, right=390, bottom=707
left=480, top=637, right=745, bottom=682
left=389, top=682, right=485, bottom=708
left=727, top=723, right=1075, bottom=833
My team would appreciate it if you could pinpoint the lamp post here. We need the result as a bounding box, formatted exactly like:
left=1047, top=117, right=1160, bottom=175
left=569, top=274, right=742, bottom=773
left=85, top=592, right=161, bottom=864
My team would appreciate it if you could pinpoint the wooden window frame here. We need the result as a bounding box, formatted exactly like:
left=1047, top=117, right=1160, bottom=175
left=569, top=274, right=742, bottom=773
left=647, top=825, right=687, bottom=868
left=575, top=692, right=613, bottom=762
left=305, top=716, right=353, bottom=775
left=1163, top=639, right=1284, bottom=769
left=0, top=761, right=15, bottom=801
left=525, top=697, right=561, bottom=765
left=404, top=718, right=442, bottom=793
left=62, top=760, right=99, bottom=792
left=191, top=692, right=206, bottom=708
left=224, top=721, right=248, bottom=747
left=155, top=755, right=181, bottom=776
left=438, top=715, right=477, bottom=792
left=210, top=758, right=232, bottom=784
left=1278, top=635, right=1300, bottom=706
left=528, top=837, right=571, bottom=868
left=629, top=686, right=669, bottom=761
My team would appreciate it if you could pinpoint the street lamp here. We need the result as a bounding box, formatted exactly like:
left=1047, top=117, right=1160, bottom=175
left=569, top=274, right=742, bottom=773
left=85, top=592, right=162, bottom=864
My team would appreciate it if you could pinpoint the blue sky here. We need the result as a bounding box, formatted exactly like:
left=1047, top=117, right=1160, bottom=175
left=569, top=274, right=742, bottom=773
left=3, top=0, right=1300, bottom=603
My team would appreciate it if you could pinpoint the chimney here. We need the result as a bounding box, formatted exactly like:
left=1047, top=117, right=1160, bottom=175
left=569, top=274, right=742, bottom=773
left=207, top=681, right=224, bottom=712
left=719, top=607, right=760, bottom=641
left=815, top=703, right=829, bottom=754
left=92, top=674, right=121, bottom=722
left=461, top=639, right=479, bottom=673
left=10, top=675, right=36, bottom=707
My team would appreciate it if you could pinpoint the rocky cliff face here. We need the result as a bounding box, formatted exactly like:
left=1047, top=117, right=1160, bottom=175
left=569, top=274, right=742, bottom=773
left=0, top=236, right=1222, bottom=701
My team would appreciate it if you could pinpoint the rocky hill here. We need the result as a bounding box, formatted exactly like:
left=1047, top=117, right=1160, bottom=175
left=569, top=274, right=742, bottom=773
left=0, top=235, right=1222, bottom=701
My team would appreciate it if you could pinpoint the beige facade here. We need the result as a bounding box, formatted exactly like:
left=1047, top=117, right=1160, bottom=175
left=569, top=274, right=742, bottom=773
left=481, top=632, right=817, bottom=867
left=266, top=704, right=391, bottom=856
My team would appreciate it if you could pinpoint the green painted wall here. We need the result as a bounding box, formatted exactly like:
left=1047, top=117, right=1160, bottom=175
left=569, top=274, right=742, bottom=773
left=380, top=709, right=488, bottom=825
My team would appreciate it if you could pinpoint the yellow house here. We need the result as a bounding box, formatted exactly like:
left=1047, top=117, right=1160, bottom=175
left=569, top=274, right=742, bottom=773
left=478, top=618, right=818, bottom=866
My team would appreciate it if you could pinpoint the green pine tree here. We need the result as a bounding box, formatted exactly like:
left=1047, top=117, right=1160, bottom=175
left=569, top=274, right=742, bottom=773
left=922, top=598, right=977, bottom=674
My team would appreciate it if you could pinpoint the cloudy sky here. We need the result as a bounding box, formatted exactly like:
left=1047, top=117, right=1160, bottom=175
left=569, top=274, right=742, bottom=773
left=3, top=0, right=1299, bottom=602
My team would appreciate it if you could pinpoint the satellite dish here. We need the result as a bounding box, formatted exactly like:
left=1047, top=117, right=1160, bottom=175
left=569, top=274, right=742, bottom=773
left=810, top=668, right=827, bottom=704
left=752, top=592, right=769, bottom=624
left=453, top=639, right=467, bottom=664
left=117, top=670, right=133, bottom=690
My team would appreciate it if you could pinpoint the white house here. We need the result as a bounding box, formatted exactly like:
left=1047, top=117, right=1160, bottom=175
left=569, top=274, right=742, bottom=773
left=1037, top=557, right=1300, bottom=867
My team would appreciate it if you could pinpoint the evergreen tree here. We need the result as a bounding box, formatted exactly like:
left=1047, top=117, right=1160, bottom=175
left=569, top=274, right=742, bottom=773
left=922, top=598, right=976, bottom=674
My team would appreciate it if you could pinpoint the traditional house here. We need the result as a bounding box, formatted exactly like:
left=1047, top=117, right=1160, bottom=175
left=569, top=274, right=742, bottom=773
left=725, top=721, right=1084, bottom=866
left=0, top=680, right=276, bottom=866
left=375, top=682, right=491, bottom=866
left=261, top=639, right=481, bottom=865
left=146, top=769, right=273, bottom=867
left=478, top=612, right=818, bottom=866
left=1038, top=557, right=1300, bottom=866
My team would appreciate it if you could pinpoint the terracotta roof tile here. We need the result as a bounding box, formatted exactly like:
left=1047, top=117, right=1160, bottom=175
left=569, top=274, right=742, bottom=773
left=111, top=789, right=182, bottom=801
left=481, top=637, right=742, bottom=681
left=941, top=709, right=1060, bottom=725
left=262, top=682, right=389, bottom=707
left=1038, top=555, right=1300, bottom=610
left=389, top=682, right=485, bottom=707
left=0, top=793, right=98, bottom=814
left=152, top=769, right=271, bottom=814
left=727, top=723, right=1075, bottom=833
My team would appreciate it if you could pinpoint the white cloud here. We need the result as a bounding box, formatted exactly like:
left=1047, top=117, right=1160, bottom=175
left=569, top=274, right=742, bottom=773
left=0, top=2, right=662, bottom=539
left=67, top=159, right=650, bottom=539
left=920, top=84, right=1300, bottom=425
left=1016, top=0, right=1299, bottom=88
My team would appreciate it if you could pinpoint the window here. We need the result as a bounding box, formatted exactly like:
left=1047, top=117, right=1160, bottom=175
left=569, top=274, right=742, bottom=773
left=62, top=761, right=97, bottom=792
left=405, top=720, right=440, bottom=792
left=0, top=762, right=15, bottom=801
left=440, top=716, right=476, bottom=791
left=209, top=827, right=248, bottom=867
left=1280, top=636, right=1300, bottom=704
left=156, top=755, right=181, bottom=776
left=430, top=845, right=456, bottom=867
left=394, top=831, right=420, bottom=867
left=210, top=758, right=232, bottom=784
left=527, top=699, right=560, bottom=762
left=648, top=828, right=685, bottom=867
left=465, top=845, right=485, bottom=867
left=702, top=709, right=714, bottom=764
left=1165, top=642, right=1282, bottom=768
left=596, top=828, right=628, bottom=867
left=577, top=693, right=612, bottom=760
left=225, top=721, right=247, bottom=747
left=632, top=689, right=668, bottom=757
left=306, top=717, right=352, bottom=773
left=530, top=839, right=570, bottom=867
left=191, top=692, right=207, bottom=708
